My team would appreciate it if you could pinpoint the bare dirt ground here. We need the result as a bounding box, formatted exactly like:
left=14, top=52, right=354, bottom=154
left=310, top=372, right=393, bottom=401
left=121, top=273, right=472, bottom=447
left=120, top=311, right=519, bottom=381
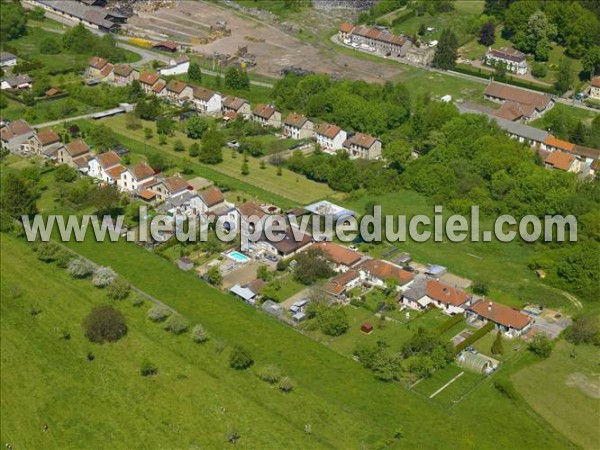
left=126, top=0, right=404, bottom=82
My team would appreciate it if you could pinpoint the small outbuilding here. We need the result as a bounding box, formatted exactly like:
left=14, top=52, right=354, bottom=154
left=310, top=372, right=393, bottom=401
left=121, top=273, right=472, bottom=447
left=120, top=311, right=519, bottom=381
left=361, top=322, right=374, bottom=334
left=177, top=257, right=194, bottom=271
left=262, top=300, right=283, bottom=317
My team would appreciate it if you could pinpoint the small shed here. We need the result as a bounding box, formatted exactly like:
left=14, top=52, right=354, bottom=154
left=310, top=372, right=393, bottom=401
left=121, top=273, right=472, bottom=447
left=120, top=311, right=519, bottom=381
left=456, top=351, right=492, bottom=374
left=230, top=284, right=257, bottom=304
left=361, top=322, right=374, bottom=334
left=177, top=257, right=194, bottom=271
left=425, top=264, right=447, bottom=277
left=292, top=312, right=306, bottom=323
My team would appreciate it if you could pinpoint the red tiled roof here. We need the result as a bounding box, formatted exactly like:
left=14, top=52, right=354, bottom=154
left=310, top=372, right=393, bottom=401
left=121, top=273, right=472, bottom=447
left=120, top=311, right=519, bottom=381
left=97, top=150, right=121, bottom=169
left=100, top=63, right=114, bottom=77
left=493, top=100, right=536, bottom=121
left=139, top=72, right=160, bottom=85
left=45, top=88, right=60, bottom=97
left=344, top=132, right=377, bottom=149
left=484, top=82, right=552, bottom=111
left=193, top=86, right=216, bottom=101
left=284, top=112, right=309, bottom=128
left=426, top=280, right=470, bottom=307
left=1, top=119, right=33, bottom=141
left=131, top=162, right=155, bottom=180
left=544, top=136, right=575, bottom=152
left=591, top=77, right=600, bottom=88
left=339, top=22, right=354, bottom=33
left=164, top=174, right=188, bottom=193
left=487, top=47, right=526, bottom=63
left=358, top=259, right=414, bottom=285
left=152, top=81, right=166, bottom=93
left=138, top=189, right=157, bottom=200
left=65, top=139, right=90, bottom=157
left=253, top=103, right=277, bottom=119
left=238, top=202, right=265, bottom=219
left=166, top=79, right=187, bottom=94
left=223, top=96, right=248, bottom=111
left=113, top=64, right=135, bottom=77
left=315, top=122, right=342, bottom=139
left=470, top=300, right=531, bottom=330
left=323, top=269, right=360, bottom=296
left=199, top=187, right=224, bottom=207
left=105, top=164, right=126, bottom=179
left=314, top=241, right=362, bottom=267
left=153, top=40, right=178, bottom=51
left=72, top=155, right=91, bottom=169
left=223, top=111, right=238, bottom=121
left=36, top=129, right=60, bottom=145
left=545, top=151, right=576, bottom=171
left=89, top=56, right=108, bottom=70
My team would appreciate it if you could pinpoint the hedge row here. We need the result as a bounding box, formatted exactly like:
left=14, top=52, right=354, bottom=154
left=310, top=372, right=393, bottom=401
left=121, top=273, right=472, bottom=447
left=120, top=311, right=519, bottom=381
left=452, top=64, right=557, bottom=95
left=454, top=321, right=494, bottom=353
left=435, top=314, right=463, bottom=335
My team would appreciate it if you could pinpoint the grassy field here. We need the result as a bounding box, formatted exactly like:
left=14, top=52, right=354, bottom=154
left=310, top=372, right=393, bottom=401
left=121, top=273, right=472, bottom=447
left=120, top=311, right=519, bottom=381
left=96, top=116, right=338, bottom=205
left=1, top=97, right=99, bottom=125
left=530, top=102, right=599, bottom=129
left=392, top=1, right=485, bottom=45
left=512, top=341, right=600, bottom=450
left=343, top=190, right=575, bottom=312
left=2, top=228, right=565, bottom=448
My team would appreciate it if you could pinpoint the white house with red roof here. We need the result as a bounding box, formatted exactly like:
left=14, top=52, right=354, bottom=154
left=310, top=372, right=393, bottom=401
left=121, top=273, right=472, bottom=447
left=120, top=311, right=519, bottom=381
left=402, top=279, right=473, bottom=315
left=589, top=77, right=600, bottom=100
left=283, top=113, right=314, bottom=139
left=315, top=123, right=347, bottom=152
left=485, top=47, right=528, bottom=74
left=88, top=151, right=123, bottom=183
left=193, top=87, right=222, bottom=114
left=119, top=162, right=155, bottom=192
left=467, top=300, right=533, bottom=338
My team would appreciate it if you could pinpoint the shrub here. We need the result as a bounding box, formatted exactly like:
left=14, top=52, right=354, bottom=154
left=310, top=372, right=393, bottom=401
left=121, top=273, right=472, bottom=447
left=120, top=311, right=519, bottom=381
left=229, top=345, right=253, bottom=370
left=132, top=295, right=145, bottom=307
left=35, top=241, right=60, bottom=262
left=215, top=339, right=227, bottom=353
left=434, top=314, right=463, bottom=335
left=278, top=376, right=294, bottom=393
left=106, top=277, right=130, bottom=300
left=454, top=322, right=494, bottom=353
left=528, top=333, right=553, bottom=358
left=67, top=258, right=94, bottom=278
left=471, top=282, right=488, bottom=296
left=258, top=365, right=281, bottom=384
left=83, top=305, right=127, bottom=343
left=531, top=62, right=548, bottom=79
left=491, top=330, right=504, bottom=355
left=92, top=266, right=117, bottom=288
left=55, top=249, right=74, bottom=268
left=140, top=359, right=158, bottom=377
left=148, top=305, right=171, bottom=322
left=191, top=324, right=210, bottom=343
left=163, top=314, right=189, bottom=334
left=566, top=315, right=600, bottom=346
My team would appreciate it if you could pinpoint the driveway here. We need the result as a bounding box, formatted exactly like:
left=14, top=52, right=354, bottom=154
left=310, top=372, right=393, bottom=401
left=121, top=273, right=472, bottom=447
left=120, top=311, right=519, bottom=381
left=280, top=288, right=311, bottom=310
left=221, top=260, right=262, bottom=289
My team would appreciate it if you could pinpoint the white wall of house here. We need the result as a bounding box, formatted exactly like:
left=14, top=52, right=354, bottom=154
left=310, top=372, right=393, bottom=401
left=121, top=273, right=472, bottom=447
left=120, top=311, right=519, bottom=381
left=317, top=130, right=347, bottom=151
left=194, top=93, right=222, bottom=114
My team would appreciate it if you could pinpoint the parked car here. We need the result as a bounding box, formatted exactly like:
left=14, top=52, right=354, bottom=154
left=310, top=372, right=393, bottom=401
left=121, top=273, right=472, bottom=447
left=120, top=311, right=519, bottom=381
left=265, top=254, right=278, bottom=262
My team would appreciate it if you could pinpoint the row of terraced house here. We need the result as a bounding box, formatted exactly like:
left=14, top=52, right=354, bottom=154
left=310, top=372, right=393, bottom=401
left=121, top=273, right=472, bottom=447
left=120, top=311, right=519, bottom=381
left=86, top=56, right=383, bottom=160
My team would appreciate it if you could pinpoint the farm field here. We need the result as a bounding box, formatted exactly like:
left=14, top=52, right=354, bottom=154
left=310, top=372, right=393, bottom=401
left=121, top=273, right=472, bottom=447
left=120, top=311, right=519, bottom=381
left=343, top=191, right=574, bottom=312
left=20, top=231, right=568, bottom=449
left=512, top=341, right=600, bottom=450
left=95, top=116, right=338, bottom=205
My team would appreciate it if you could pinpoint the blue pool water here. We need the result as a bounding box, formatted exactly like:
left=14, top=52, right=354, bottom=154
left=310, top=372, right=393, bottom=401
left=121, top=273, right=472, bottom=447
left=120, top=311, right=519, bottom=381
left=228, top=251, right=250, bottom=263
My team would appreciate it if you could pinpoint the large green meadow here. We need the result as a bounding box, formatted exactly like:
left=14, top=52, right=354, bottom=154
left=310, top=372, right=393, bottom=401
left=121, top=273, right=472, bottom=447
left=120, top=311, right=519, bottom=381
left=0, top=233, right=572, bottom=448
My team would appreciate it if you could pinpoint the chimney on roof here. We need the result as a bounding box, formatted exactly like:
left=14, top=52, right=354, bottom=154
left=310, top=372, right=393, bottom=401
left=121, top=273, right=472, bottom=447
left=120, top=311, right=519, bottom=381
left=488, top=301, right=493, bottom=311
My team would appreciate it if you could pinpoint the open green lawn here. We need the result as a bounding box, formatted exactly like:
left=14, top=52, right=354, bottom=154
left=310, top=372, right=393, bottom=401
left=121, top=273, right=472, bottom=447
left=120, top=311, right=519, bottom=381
left=530, top=103, right=599, bottom=130
left=512, top=341, right=600, bottom=450
left=411, top=363, right=485, bottom=409
left=343, top=191, right=575, bottom=312
left=392, top=1, right=484, bottom=45
left=1, top=228, right=566, bottom=448
left=96, top=116, right=338, bottom=205
left=233, top=0, right=310, bottom=19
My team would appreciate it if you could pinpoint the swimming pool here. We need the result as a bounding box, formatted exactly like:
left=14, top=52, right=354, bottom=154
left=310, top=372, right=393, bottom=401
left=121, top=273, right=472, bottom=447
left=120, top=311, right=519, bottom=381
left=227, top=251, right=251, bottom=263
